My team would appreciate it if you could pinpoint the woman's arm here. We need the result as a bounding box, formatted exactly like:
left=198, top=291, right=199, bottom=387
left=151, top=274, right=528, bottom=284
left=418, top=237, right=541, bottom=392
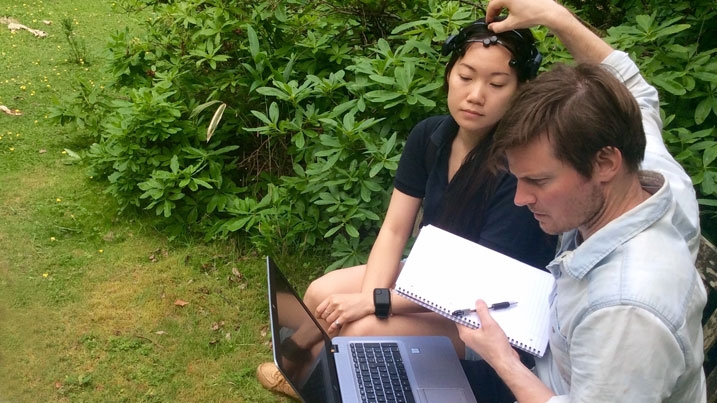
left=316, top=189, right=422, bottom=333
left=361, top=189, right=422, bottom=292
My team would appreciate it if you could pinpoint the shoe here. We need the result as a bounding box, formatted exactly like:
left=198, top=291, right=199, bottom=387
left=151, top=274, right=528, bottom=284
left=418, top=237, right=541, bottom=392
left=256, top=362, right=299, bottom=400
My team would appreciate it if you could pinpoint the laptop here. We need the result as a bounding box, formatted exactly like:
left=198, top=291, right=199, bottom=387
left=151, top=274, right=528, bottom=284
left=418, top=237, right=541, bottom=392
left=266, top=256, right=477, bottom=403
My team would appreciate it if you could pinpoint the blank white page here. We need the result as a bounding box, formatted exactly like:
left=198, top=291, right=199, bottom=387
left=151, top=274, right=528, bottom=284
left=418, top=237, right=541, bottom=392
left=395, top=225, right=554, bottom=357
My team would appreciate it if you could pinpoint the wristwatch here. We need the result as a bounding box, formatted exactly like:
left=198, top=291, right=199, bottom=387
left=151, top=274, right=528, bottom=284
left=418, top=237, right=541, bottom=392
left=373, top=288, right=391, bottom=319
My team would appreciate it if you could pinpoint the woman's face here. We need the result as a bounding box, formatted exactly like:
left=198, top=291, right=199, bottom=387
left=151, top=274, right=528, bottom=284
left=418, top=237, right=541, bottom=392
left=446, top=43, right=519, bottom=138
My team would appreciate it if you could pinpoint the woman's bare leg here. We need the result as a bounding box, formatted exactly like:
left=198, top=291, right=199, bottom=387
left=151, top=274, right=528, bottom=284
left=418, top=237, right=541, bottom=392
left=340, top=310, right=465, bottom=358
left=303, top=265, right=366, bottom=327
left=303, top=265, right=465, bottom=357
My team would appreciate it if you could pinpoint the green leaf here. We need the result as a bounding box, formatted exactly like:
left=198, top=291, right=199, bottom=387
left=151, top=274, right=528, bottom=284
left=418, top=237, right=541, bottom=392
left=345, top=223, right=359, bottom=238
left=324, top=225, right=342, bottom=238
left=342, top=113, right=355, bottom=131
left=256, top=87, right=289, bottom=99
left=653, top=24, right=691, bottom=40
left=247, top=25, right=259, bottom=58
left=193, top=178, right=212, bottom=189
left=292, top=131, right=305, bottom=148
left=250, top=110, right=273, bottom=126
left=189, top=100, right=222, bottom=119
left=693, top=72, right=717, bottom=82
left=368, top=74, right=396, bottom=86
left=695, top=97, right=714, bottom=125
left=651, top=75, right=686, bottom=95
left=635, top=14, right=653, bottom=32
left=704, top=144, right=717, bottom=167
left=170, top=155, right=180, bottom=173
left=698, top=198, right=717, bottom=207
left=364, top=90, right=402, bottom=103
left=223, top=216, right=252, bottom=232
left=369, top=163, right=383, bottom=178
left=269, top=102, right=280, bottom=123
left=395, top=64, right=414, bottom=92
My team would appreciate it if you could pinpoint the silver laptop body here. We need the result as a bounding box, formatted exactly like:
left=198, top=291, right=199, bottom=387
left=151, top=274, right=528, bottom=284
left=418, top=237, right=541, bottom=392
left=266, top=256, right=477, bottom=403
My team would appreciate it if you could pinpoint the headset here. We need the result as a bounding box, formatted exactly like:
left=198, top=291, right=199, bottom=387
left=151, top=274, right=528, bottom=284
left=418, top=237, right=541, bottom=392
left=441, top=18, right=543, bottom=81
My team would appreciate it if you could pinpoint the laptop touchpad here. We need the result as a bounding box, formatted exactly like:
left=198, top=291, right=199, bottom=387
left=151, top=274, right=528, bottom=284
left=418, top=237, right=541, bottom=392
left=419, top=388, right=471, bottom=402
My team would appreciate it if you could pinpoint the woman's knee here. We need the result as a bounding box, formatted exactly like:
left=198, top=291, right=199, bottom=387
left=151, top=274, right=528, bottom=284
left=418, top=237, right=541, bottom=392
left=303, top=265, right=366, bottom=310
left=304, top=276, right=329, bottom=311
left=340, top=316, right=379, bottom=336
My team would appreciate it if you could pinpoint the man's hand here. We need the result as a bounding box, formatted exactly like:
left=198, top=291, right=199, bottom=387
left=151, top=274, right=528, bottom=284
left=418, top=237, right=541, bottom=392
left=456, top=300, right=519, bottom=366
left=486, top=0, right=611, bottom=63
left=315, top=292, right=374, bottom=334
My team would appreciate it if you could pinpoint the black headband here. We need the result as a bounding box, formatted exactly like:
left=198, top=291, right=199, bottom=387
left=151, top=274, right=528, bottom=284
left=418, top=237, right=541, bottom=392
left=442, top=19, right=543, bottom=81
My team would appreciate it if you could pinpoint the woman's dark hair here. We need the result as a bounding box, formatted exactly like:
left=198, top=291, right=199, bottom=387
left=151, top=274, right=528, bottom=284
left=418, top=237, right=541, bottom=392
left=434, top=129, right=504, bottom=239
left=443, top=16, right=542, bottom=85
left=434, top=18, right=542, bottom=239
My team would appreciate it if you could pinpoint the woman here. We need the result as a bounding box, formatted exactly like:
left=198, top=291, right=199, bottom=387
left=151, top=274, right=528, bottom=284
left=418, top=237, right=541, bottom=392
left=258, top=17, right=557, bottom=402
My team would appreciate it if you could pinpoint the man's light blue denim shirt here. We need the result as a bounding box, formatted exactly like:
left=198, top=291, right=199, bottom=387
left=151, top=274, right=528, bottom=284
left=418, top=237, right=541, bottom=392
left=535, top=51, right=707, bottom=402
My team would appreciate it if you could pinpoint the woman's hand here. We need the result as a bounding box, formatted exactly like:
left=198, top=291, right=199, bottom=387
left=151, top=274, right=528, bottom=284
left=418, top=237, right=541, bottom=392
left=315, top=292, right=375, bottom=334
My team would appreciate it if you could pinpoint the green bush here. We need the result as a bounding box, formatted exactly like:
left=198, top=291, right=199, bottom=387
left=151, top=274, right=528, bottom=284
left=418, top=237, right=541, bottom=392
left=49, top=0, right=717, bottom=267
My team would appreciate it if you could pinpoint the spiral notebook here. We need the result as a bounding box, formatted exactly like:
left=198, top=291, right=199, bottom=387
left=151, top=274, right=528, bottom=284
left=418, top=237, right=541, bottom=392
left=395, top=225, right=554, bottom=357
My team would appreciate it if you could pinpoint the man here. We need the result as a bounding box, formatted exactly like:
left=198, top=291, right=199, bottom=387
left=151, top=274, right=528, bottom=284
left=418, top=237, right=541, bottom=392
left=458, top=0, right=707, bottom=401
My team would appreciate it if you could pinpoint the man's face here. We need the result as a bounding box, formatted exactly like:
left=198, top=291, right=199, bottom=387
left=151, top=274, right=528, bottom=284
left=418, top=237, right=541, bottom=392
left=506, top=134, right=605, bottom=236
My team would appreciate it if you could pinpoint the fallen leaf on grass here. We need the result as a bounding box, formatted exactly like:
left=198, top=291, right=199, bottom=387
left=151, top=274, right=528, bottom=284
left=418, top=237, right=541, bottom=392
left=174, top=299, right=189, bottom=307
left=148, top=248, right=168, bottom=262
left=260, top=324, right=268, bottom=338
left=6, top=22, right=47, bottom=37
left=0, top=105, right=22, bottom=116
left=228, top=267, right=247, bottom=289
left=155, top=330, right=168, bottom=335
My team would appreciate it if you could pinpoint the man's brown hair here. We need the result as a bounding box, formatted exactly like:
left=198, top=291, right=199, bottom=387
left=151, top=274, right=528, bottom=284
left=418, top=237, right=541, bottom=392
left=493, top=63, right=646, bottom=178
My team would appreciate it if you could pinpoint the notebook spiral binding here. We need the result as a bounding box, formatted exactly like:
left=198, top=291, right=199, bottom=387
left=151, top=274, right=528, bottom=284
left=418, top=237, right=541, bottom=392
left=395, top=287, right=539, bottom=356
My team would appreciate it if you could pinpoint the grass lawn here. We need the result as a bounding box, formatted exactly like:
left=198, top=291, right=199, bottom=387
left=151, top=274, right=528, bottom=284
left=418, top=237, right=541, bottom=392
left=0, top=1, right=293, bottom=401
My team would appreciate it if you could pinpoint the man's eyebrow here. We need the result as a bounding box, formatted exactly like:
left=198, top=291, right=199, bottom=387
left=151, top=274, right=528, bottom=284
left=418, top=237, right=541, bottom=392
left=512, top=171, right=551, bottom=181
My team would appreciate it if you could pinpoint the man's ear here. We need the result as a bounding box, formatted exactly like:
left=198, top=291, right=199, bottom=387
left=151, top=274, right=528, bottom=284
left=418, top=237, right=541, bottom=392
left=593, top=146, right=623, bottom=182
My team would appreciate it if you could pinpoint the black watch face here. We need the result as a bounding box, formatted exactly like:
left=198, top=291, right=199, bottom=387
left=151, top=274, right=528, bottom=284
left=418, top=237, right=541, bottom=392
left=374, top=288, right=390, bottom=318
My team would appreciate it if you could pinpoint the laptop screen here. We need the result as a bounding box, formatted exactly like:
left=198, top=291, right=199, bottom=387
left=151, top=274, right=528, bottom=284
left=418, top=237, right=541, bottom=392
left=266, top=257, right=342, bottom=402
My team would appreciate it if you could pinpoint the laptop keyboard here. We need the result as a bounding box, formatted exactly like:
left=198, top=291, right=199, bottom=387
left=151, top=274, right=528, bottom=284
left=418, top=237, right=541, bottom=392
left=350, top=342, right=416, bottom=403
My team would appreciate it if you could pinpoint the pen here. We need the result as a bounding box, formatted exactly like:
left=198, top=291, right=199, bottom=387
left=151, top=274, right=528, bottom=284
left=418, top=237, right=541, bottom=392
left=451, top=301, right=518, bottom=316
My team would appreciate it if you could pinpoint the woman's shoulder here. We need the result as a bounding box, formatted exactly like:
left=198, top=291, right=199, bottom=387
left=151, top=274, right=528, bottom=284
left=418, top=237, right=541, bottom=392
left=408, top=115, right=456, bottom=146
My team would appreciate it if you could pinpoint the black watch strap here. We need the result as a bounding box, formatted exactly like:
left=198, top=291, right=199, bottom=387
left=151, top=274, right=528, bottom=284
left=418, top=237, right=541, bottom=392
left=373, top=288, right=391, bottom=319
